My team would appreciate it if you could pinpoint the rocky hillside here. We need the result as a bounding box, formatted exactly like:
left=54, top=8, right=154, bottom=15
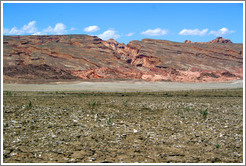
left=3, top=35, right=243, bottom=83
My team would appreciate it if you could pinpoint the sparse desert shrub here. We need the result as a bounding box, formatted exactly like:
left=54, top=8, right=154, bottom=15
left=26, top=101, right=32, bottom=109
left=200, top=108, right=208, bottom=118
left=19, top=103, right=24, bottom=109
left=6, top=91, right=12, bottom=96
left=163, top=92, right=173, bottom=97
left=123, top=100, right=128, bottom=107
left=177, top=110, right=181, bottom=115
left=215, top=144, right=220, bottom=148
left=184, top=106, right=190, bottom=111
left=56, top=91, right=66, bottom=95
left=88, top=101, right=100, bottom=113
left=107, top=117, right=112, bottom=126
left=29, top=101, right=32, bottom=107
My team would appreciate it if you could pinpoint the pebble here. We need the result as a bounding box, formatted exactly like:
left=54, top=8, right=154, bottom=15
left=10, top=152, right=17, bottom=156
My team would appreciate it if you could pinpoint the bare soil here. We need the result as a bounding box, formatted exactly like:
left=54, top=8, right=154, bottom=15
left=3, top=80, right=243, bottom=92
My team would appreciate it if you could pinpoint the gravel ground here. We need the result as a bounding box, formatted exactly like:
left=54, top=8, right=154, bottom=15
left=3, top=89, right=243, bottom=163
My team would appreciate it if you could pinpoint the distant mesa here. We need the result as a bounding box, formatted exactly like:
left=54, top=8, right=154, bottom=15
left=184, top=37, right=233, bottom=44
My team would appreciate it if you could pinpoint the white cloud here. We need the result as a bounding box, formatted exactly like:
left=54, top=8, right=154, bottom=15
left=84, top=25, right=100, bottom=32
left=4, top=21, right=70, bottom=35
left=70, top=27, right=76, bottom=31
left=22, top=21, right=37, bottom=33
left=3, top=28, right=10, bottom=34
left=98, top=29, right=120, bottom=40
left=9, top=27, right=24, bottom=35
left=43, top=23, right=66, bottom=34
left=54, top=23, right=66, bottom=34
left=4, top=21, right=38, bottom=35
left=179, top=28, right=208, bottom=36
left=32, top=32, right=46, bottom=35
left=43, top=26, right=53, bottom=33
left=126, top=32, right=134, bottom=37
left=141, top=28, right=168, bottom=36
left=209, top=27, right=234, bottom=36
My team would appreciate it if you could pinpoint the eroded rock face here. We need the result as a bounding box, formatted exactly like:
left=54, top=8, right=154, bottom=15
left=3, top=35, right=243, bottom=83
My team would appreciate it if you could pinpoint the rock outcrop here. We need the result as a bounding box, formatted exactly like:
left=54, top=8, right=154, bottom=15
left=184, top=37, right=233, bottom=44
left=209, top=37, right=232, bottom=44
left=3, top=35, right=243, bottom=83
left=184, top=40, right=192, bottom=44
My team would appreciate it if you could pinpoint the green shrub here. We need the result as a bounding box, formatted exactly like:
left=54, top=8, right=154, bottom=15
left=88, top=101, right=99, bottom=113
left=177, top=110, right=181, bottom=115
left=184, top=106, right=190, bottom=111
left=215, top=144, right=220, bottom=148
left=200, top=108, right=208, bottom=118
left=107, top=117, right=112, bottom=126
left=6, top=91, right=12, bottom=96
left=26, top=101, right=32, bottom=109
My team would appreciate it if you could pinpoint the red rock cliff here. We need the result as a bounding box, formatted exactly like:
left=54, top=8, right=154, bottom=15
left=3, top=35, right=243, bottom=83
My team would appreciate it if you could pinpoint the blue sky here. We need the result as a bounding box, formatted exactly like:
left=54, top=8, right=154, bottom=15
left=2, top=2, right=244, bottom=44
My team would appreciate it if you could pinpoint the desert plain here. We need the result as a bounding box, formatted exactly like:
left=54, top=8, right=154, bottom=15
left=3, top=81, right=244, bottom=163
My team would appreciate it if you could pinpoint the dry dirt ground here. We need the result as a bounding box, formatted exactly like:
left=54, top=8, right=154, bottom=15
left=3, top=80, right=243, bottom=92
left=3, top=89, right=243, bottom=163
